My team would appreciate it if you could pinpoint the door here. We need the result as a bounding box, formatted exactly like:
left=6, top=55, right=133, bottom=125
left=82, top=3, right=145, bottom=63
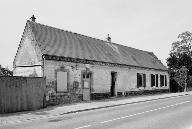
left=82, top=72, right=92, bottom=101
left=111, top=72, right=117, bottom=97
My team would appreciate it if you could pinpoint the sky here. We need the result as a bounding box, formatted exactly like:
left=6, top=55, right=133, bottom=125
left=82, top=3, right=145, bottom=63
left=0, top=0, right=192, bottom=69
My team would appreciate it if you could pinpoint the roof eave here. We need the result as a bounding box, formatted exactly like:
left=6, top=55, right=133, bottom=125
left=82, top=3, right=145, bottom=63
left=42, top=54, right=168, bottom=72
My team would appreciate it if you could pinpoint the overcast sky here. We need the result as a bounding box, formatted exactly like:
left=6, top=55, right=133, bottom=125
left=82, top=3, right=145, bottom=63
left=0, top=0, right=192, bottom=69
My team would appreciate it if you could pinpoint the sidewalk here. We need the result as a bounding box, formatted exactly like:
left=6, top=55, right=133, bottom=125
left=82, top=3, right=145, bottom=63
left=0, top=92, right=192, bottom=126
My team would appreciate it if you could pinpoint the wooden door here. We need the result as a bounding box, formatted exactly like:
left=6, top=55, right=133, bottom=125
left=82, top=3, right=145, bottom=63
left=82, top=72, right=92, bottom=101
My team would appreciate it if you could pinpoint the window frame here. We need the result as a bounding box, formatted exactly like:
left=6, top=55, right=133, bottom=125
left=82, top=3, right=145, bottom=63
left=137, top=73, right=146, bottom=88
left=151, top=74, right=158, bottom=87
left=160, top=75, right=167, bottom=87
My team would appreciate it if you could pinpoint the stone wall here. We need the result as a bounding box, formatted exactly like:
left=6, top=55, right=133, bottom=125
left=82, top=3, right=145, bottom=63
left=44, top=60, right=85, bottom=105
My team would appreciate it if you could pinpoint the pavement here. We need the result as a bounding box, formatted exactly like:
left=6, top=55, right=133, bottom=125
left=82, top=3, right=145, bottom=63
left=0, top=92, right=192, bottom=127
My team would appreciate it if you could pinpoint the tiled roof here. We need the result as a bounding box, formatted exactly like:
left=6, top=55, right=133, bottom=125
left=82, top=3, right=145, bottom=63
left=27, top=21, right=167, bottom=71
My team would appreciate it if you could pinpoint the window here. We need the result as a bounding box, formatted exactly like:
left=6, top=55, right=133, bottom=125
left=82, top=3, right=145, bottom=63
left=82, top=73, right=91, bottom=79
left=82, top=72, right=92, bottom=89
left=83, top=74, right=86, bottom=79
left=137, top=73, right=146, bottom=88
left=86, top=74, right=90, bottom=79
left=151, top=74, right=155, bottom=87
left=151, top=74, right=158, bottom=87
left=165, top=75, right=167, bottom=86
left=160, top=75, right=167, bottom=87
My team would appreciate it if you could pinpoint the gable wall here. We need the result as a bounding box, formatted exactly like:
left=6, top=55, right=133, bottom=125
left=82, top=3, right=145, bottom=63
left=14, top=67, right=43, bottom=77
left=13, top=24, right=43, bottom=77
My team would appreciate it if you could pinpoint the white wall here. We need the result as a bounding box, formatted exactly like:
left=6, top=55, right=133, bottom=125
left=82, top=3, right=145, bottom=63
left=13, top=24, right=42, bottom=77
left=92, top=65, right=169, bottom=93
left=44, top=60, right=169, bottom=94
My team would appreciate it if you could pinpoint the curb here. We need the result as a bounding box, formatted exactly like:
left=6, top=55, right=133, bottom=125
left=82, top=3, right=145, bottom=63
left=60, top=93, right=190, bottom=115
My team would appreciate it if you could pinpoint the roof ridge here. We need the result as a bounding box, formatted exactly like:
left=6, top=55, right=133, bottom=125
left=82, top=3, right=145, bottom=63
left=110, top=42, right=151, bottom=54
left=28, top=20, right=106, bottom=42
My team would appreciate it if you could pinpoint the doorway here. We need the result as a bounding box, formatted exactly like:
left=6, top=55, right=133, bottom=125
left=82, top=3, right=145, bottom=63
left=82, top=72, right=92, bottom=101
left=111, top=72, right=117, bottom=97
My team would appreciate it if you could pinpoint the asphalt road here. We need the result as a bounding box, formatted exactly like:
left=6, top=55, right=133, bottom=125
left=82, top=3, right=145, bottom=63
left=2, top=95, right=192, bottom=129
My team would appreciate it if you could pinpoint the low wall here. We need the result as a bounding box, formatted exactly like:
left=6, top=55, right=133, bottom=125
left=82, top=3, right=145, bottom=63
left=0, top=76, right=46, bottom=114
left=123, top=89, right=170, bottom=96
left=47, top=93, right=83, bottom=106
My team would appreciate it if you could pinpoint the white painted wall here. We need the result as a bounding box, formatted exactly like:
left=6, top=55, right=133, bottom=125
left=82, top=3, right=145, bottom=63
left=13, top=24, right=42, bottom=77
left=14, top=66, right=43, bottom=77
left=44, top=60, right=169, bottom=94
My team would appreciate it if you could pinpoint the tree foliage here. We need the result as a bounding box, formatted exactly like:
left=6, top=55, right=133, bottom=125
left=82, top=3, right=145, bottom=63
left=171, top=31, right=192, bottom=56
left=167, top=31, right=192, bottom=73
left=0, top=65, right=13, bottom=76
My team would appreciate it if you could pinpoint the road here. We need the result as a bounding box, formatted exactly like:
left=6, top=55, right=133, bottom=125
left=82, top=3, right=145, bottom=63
left=2, top=95, right=192, bottom=129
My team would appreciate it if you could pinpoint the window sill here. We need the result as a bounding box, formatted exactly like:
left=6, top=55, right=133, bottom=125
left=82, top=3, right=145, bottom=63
left=138, top=87, right=145, bottom=90
left=152, top=86, right=158, bottom=88
left=160, top=86, right=168, bottom=88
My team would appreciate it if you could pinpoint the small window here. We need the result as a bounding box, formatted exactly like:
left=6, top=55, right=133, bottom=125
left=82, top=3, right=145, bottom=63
left=160, top=75, right=167, bottom=87
left=82, top=73, right=91, bottom=79
left=151, top=74, right=155, bottom=87
left=137, top=73, right=146, bottom=88
left=86, top=74, right=90, bottom=79
left=160, top=75, right=164, bottom=87
left=83, top=74, right=86, bottom=79
left=151, top=74, right=158, bottom=87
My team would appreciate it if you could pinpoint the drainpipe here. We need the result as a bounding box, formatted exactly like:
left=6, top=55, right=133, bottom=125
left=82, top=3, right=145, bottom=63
left=42, top=54, right=47, bottom=107
left=42, top=55, right=45, bottom=77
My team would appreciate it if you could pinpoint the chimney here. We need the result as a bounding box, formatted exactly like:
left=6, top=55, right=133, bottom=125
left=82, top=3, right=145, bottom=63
left=106, top=34, right=111, bottom=42
left=30, top=15, right=36, bottom=22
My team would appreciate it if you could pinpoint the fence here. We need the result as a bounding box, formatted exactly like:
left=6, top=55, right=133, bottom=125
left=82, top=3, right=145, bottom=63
left=0, top=76, right=46, bottom=114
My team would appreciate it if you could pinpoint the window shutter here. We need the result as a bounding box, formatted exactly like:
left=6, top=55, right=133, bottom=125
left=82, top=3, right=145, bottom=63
left=57, top=71, right=68, bottom=92
left=143, top=74, right=146, bottom=87
left=137, top=73, right=140, bottom=88
left=160, top=75, right=164, bottom=87
left=165, top=75, right=167, bottom=86
left=156, top=74, right=158, bottom=87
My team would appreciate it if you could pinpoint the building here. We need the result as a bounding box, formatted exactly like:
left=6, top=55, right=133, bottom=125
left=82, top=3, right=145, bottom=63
left=13, top=17, right=169, bottom=105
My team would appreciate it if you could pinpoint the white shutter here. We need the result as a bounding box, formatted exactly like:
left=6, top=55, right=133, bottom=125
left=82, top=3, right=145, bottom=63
left=57, top=72, right=67, bottom=92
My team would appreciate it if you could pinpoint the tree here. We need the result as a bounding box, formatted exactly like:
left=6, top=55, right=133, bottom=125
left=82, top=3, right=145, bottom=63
left=171, top=31, right=192, bottom=56
left=167, top=31, right=192, bottom=92
left=167, top=31, right=192, bottom=71
left=174, top=66, right=188, bottom=92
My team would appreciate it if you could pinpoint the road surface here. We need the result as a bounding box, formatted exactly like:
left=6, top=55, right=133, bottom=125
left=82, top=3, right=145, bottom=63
left=2, top=94, right=192, bottom=129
